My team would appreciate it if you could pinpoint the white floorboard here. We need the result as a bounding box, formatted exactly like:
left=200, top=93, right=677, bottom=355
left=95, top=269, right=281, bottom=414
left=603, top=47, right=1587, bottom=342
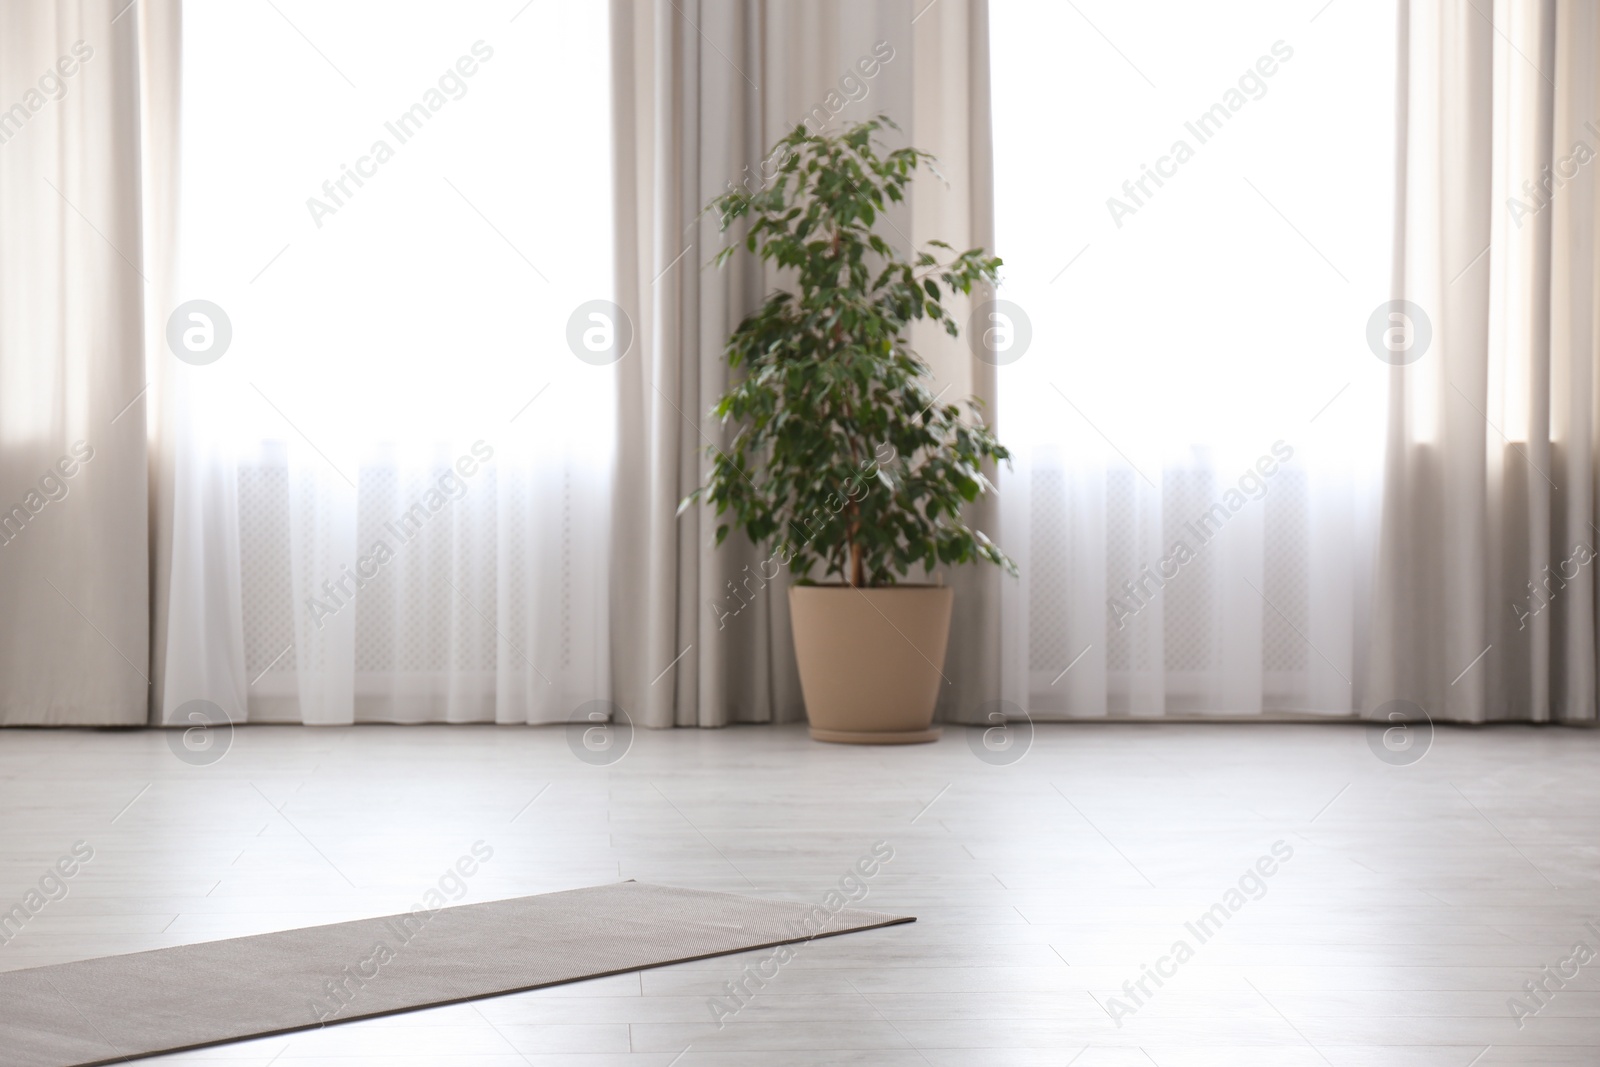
left=1, top=721, right=1597, bottom=1064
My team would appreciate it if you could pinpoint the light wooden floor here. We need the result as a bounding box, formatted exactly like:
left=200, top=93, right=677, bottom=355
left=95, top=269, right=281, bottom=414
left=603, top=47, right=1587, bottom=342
left=2, top=721, right=1598, bottom=1065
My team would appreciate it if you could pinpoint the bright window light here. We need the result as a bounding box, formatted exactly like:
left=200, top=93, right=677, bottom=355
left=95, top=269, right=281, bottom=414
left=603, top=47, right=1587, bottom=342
left=177, top=0, right=613, bottom=461
left=991, top=0, right=1397, bottom=468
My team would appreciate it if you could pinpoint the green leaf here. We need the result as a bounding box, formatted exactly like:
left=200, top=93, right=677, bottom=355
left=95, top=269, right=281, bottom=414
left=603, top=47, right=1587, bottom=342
left=683, top=117, right=1015, bottom=587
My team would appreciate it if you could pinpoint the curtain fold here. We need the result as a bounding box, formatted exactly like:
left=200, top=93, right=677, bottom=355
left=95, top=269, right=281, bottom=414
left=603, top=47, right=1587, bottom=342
left=1370, top=0, right=1600, bottom=723
left=0, top=0, right=156, bottom=725
left=610, top=0, right=1002, bottom=729
left=146, top=0, right=247, bottom=728
left=912, top=0, right=1005, bottom=726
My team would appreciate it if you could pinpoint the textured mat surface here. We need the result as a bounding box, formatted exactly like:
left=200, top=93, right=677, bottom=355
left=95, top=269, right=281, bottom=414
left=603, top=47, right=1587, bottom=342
left=0, top=881, right=913, bottom=1067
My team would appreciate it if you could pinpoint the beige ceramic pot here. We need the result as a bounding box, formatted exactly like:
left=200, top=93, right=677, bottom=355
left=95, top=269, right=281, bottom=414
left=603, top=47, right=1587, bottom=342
left=788, top=584, right=953, bottom=744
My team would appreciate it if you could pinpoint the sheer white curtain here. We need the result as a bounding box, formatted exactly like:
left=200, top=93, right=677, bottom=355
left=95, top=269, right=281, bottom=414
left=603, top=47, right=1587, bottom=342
left=160, top=1, right=613, bottom=725
left=991, top=0, right=1398, bottom=718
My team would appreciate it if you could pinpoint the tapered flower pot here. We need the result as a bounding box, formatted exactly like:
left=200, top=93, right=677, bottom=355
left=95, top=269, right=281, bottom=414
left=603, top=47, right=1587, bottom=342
left=788, top=584, right=953, bottom=744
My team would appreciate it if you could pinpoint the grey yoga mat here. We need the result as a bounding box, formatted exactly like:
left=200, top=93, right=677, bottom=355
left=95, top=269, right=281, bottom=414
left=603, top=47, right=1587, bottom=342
left=0, top=881, right=913, bottom=1067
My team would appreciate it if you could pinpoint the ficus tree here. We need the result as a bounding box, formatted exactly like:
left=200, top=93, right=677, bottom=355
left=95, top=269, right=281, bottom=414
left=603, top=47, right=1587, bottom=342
left=681, top=116, right=1015, bottom=589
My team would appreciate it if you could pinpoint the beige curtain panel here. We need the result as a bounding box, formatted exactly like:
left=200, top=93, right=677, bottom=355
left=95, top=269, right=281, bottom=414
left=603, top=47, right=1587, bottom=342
left=1370, top=0, right=1600, bottom=723
left=0, top=0, right=166, bottom=725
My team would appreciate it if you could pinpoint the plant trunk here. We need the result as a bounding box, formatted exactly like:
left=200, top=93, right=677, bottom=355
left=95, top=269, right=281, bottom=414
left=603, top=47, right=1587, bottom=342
left=850, top=541, right=865, bottom=588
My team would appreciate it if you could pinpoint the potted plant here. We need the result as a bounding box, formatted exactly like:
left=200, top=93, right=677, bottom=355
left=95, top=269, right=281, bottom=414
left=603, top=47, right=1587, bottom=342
left=682, top=117, right=1014, bottom=744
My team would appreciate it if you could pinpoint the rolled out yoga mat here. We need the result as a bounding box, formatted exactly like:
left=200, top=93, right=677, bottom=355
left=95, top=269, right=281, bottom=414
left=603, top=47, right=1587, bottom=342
left=0, top=881, right=913, bottom=1067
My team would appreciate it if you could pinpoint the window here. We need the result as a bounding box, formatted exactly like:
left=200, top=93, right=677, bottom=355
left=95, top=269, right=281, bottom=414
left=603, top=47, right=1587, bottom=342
left=991, top=0, right=1398, bottom=716
left=175, top=1, right=614, bottom=722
